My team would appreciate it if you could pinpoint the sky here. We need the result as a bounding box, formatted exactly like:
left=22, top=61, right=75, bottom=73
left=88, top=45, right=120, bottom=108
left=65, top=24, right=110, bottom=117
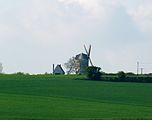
left=0, top=0, right=152, bottom=74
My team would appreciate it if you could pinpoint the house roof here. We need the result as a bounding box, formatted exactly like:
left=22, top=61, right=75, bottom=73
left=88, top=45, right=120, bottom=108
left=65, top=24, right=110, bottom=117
left=54, top=64, right=65, bottom=74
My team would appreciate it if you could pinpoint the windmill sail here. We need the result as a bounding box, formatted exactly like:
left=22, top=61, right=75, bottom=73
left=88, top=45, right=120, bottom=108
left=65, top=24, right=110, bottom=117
left=84, top=45, right=93, bottom=66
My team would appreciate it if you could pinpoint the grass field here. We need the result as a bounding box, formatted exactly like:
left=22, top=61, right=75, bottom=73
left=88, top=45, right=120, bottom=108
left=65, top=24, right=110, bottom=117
left=0, top=74, right=152, bottom=119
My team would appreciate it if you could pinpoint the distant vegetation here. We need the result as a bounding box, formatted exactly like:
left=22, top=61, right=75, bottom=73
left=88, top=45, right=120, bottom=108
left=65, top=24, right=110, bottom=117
left=2, top=68, right=152, bottom=83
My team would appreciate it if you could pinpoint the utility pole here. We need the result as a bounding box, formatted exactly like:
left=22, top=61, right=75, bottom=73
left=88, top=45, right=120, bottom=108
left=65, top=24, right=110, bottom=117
left=53, top=64, right=55, bottom=75
left=137, top=62, right=139, bottom=75
left=0, top=63, right=3, bottom=74
left=141, top=68, right=144, bottom=75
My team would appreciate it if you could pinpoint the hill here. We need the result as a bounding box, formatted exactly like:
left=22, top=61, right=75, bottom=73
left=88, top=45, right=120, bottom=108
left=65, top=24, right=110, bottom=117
left=0, top=74, right=152, bottom=119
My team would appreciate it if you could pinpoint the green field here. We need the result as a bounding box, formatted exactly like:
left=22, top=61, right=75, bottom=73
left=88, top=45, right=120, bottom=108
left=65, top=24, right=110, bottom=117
left=0, top=75, right=152, bottom=120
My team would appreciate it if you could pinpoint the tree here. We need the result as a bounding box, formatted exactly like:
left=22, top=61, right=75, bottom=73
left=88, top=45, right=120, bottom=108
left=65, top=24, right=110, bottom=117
left=86, top=66, right=102, bottom=80
left=64, top=57, right=80, bottom=74
left=117, top=71, right=126, bottom=81
left=16, top=72, right=25, bottom=75
left=0, top=63, right=3, bottom=73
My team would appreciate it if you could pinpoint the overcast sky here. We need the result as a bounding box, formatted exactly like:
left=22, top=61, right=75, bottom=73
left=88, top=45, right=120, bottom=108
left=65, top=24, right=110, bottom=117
left=0, top=0, right=152, bottom=74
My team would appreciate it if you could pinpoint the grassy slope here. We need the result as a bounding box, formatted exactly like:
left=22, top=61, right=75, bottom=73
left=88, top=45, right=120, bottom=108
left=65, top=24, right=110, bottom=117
left=0, top=75, right=152, bottom=119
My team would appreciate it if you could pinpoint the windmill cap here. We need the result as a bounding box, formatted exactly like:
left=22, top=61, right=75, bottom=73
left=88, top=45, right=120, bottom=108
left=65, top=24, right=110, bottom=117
left=75, top=53, right=88, bottom=60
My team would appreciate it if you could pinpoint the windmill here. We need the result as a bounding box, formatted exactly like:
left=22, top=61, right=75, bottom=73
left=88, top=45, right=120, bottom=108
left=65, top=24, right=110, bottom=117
left=74, top=45, right=94, bottom=74
left=64, top=45, right=94, bottom=74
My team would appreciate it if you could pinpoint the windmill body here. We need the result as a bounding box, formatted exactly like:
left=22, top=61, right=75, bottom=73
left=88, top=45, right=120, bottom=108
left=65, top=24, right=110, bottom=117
left=75, top=53, right=89, bottom=74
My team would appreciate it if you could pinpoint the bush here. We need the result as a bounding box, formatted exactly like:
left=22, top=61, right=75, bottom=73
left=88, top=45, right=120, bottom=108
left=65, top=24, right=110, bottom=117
left=86, top=66, right=102, bottom=80
left=15, top=72, right=30, bottom=76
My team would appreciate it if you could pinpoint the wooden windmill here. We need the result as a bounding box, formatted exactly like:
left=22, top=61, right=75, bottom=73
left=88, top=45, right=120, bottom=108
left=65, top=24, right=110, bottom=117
left=75, top=45, right=94, bottom=74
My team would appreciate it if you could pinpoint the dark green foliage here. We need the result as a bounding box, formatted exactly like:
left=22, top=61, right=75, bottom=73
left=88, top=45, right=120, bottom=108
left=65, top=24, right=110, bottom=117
left=101, top=75, right=118, bottom=82
left=117, top=71, right=126, bottom=81
left=101, top=75, right=152, bottom=83
left=125, top=76, right=152, bottom=83
left=86, top=66, right=102, bottom=80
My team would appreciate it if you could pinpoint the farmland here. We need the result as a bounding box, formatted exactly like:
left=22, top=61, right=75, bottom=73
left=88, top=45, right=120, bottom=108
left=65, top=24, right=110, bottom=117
left=0, top=74, right=152, bottom=119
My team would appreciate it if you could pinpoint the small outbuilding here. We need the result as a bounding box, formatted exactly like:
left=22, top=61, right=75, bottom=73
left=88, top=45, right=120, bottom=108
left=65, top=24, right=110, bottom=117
left=53, top=64, right=65, bottom=75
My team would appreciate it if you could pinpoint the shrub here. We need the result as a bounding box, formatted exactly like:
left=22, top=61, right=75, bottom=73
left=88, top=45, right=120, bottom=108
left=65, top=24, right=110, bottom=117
left=86, top=66, right=102, bottom=80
